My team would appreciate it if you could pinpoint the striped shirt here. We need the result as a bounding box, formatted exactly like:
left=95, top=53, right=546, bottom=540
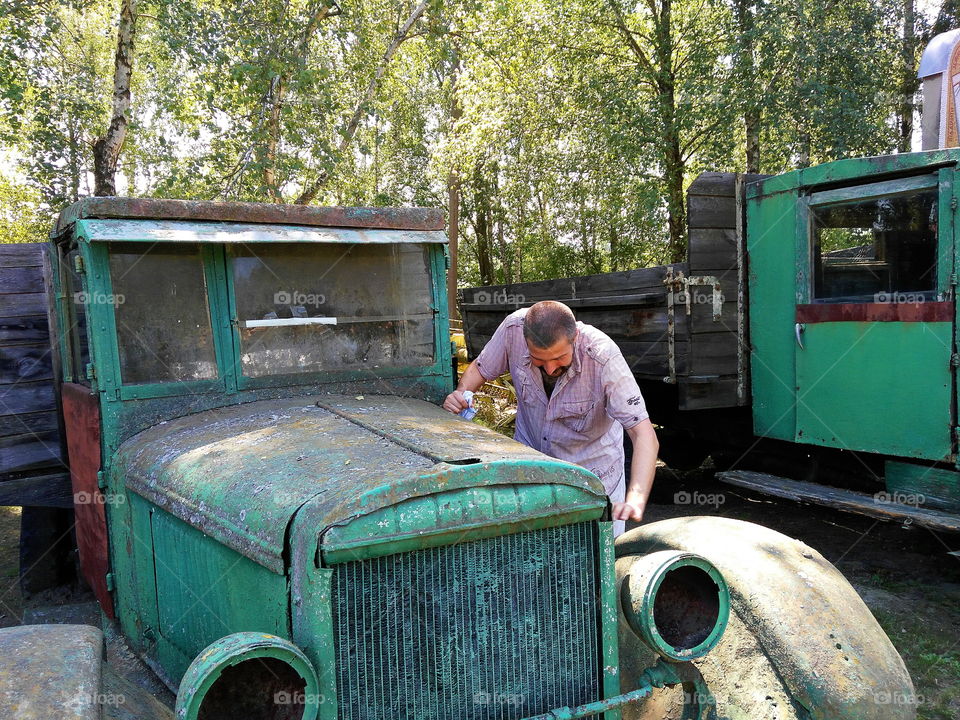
left=475, top=309, right=649, bottom=495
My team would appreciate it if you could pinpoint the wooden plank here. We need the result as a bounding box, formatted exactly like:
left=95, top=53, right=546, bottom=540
left=0, top=410, right=60, bottom=437
left=717, top=469, right=960, bottom=533
left=0, top=344, right=54, bottom=385
left=679, top=376, right=739, bottom=410
left=687, top=172, right=738, bottom=198
left=0, top=243, right=44, bottom=268
left=0, top=472, right=73, bottom=508
left=0, top=316, right=50, bottom=345
left=689, top=333, right=738, bottom=375
left=459, top=291, right=667, bottom=313
left=0, top=266, right=45, bottom=295
left=688, top=228, right=738, bottom=271
left=0, top=380, right=56, bottom=416
left=0, top=292, right=47, bottom=317
left=687, top=194, right=736, bottom=229
left=0, top=431, right=63, bottom=475
left=463, top=263, right=688, bottom=302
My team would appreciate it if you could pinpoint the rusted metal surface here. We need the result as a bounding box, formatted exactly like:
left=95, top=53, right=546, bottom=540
left=0, top=624, right=103, bottom=720
left=62, top=382, right=114, bottom=618
left=76, top=219, right=447, bottom=245
left=795, top=301, right=953, bottom=323
left=115, top=394, right=603, bottom=573
left=617, top=516, right=918, bottom=720
left=52, top=197, right=445, bottom=238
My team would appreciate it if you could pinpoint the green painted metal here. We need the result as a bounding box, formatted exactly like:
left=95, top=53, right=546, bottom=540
left=746, top=188, right=799, bottom=441
left=747, top=148, right=960, bottom=197
left=597, top=521, right=621, bottom=720
left=618, top=550, right=729, bottom=662
left=77, top=218, right=448, bottom=244
left=807, top=173, right=939, bottom=207
left=885, top=459, right=960, bottom=511
left=795, top=321, right=953, bottom=459
left=519, top=661, right=683, bottom=720
left=322, top=483, right=605, bottom=563
left=174, top=632, right=320, bottom=720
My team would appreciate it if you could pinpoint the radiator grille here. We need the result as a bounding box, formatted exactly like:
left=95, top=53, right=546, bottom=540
left=331, top=522, right=601, bottom=720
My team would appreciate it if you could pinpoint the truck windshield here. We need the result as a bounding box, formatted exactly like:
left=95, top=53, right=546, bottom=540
left=231, top=243, right=435, bottom=377
left=109, top=243, right=218, bottom=384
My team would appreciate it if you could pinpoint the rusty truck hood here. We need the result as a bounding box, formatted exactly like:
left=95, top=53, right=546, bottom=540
left=114, top=394, right=604, bottom=573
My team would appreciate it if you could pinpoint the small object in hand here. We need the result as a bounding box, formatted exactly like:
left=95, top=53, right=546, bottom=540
left=459, top=390, right=478, bottom=420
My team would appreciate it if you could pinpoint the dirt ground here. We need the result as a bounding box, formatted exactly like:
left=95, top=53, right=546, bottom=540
left=0, top=466, right=958, bottom=719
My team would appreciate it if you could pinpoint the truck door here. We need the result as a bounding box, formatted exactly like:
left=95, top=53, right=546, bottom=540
left=794, top=172, right=955, bottom=462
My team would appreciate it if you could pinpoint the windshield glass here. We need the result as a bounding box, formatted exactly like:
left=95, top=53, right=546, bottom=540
left=109, top=243, right=218, bottom=384
left=232, top=243, right=435, bottom=377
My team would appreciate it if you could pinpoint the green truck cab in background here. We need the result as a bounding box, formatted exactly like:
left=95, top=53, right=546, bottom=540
left=14, top=198, right=915, bottom=719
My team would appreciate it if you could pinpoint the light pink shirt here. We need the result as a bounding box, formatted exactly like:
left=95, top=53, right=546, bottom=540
left=475, top=309, right=649, bottom=495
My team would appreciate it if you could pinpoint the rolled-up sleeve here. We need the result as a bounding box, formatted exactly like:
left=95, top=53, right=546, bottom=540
left=602, top=351, right=649, bottom=429
left=474, top=314, right=516, bottom=381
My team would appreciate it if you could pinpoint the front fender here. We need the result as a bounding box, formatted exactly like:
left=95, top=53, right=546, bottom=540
left=616, top=516, right=916, bottom=720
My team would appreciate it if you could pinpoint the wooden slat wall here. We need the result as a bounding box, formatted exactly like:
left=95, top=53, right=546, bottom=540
left=680, top=172, right=767, bottom=410
left=0, top=243, right=68, bottom=493
left=460, top=263, right=689, bottom=380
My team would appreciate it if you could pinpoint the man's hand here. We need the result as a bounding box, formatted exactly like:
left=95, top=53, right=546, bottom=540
left=443, top=390, right=470, bottom=414
left=612, top=494, right=646, bottom=523
left=444, top=360, right=487, bottom=414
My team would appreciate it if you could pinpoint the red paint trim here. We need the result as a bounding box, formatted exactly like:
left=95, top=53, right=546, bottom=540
left=62, top=383, right=114, bottom=619
left=796, top=301, right=953, bottom=323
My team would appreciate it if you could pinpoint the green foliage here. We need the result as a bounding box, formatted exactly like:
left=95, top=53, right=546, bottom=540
left=0, top=0, right=935, bottom=277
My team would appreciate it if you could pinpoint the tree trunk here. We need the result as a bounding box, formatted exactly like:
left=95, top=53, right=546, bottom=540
left=654, top=0, right=686, bottom=264
left=474, top=171, right=495, bottom=286
left=898, top=0, right=916, bottom=153
left=734, top=0, right=760, bottom=172
left=92, top=0, right=137, bottom=196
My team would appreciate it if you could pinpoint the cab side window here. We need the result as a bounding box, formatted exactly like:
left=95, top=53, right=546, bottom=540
left=811, top=183, right=938, bottom=302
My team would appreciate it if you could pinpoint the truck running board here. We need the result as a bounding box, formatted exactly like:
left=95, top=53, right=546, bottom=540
left=716, top=470, right=960, bottom=533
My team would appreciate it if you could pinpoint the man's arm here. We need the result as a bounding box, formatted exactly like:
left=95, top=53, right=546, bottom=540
left=442, top=360, right=487, bottom=413
left=612, top=419, right=659, bottom=523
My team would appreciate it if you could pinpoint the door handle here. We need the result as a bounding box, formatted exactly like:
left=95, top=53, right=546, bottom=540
left=795, top=322, right=805, bottom=349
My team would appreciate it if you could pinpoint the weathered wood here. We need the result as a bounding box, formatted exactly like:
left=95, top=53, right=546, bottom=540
left=687, top=172, right=739, bottom=198
left=0, top=472, right=73, bottom=508
left=687, top=194, right=737, bottom=229
left=0, top=380, right=56, bottom=416
left=0, top=293, right=47, bottom=317
left=0, top=316, right=50, bottom=345
left=688, top=228, right=738, bottom=271
left=0, top=410, right=60, bottom=437
left=717, top=469, right=960, bottom=533
left=0, top=266, right=44, bottom=294
left=0, top=431, right=63, bottom=474
left=463, top=263, right=687, bottom=302
left=0, top=345, right=54, bottom=385
left=0, top=244, right=44, bottom=268
left=679, top=376, right=739, bottom=410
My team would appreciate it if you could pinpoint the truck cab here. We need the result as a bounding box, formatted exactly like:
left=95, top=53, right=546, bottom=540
left=45, top=199, right=737, bottom=720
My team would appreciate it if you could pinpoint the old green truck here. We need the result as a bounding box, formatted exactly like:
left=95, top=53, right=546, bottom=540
left=3, top=198, right=915, bottom=719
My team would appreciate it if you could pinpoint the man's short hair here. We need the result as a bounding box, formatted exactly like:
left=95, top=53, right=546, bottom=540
left=523, top=301, right=577, bottom=348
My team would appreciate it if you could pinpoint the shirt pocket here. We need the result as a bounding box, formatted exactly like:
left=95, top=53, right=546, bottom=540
left=555, top=399, right=597, bottom=433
